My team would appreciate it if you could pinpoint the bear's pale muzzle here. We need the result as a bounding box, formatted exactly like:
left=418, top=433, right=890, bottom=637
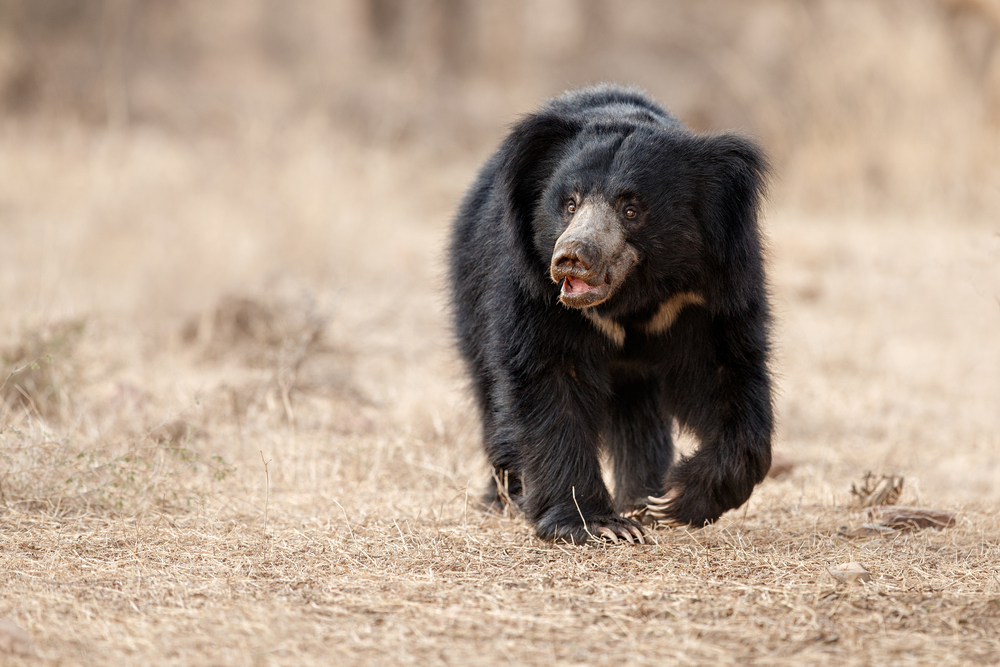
left=550, top=198, right=638, bottom=309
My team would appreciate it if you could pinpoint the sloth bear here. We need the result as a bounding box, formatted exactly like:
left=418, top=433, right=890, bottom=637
left=448, top=85, right=773, bottom=544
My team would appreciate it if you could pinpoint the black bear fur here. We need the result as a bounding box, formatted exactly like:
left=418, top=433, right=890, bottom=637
left=448, top=84, right=773, bottom=543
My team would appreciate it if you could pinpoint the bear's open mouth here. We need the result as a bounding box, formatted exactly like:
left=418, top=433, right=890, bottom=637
left=563, top=277, right=602, bottom=295
left=559, top=276, right=611, bottom=307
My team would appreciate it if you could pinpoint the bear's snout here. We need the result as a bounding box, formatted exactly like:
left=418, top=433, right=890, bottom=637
left=549, top=199, right=637, bottom=309
left=551, top=240, right=609, bottom=309
left=552, top=242, right=599, bottom=274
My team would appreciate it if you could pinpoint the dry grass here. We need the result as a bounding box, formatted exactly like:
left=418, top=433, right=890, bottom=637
left=1, top=113, right=999, bottom=665
left=3, top=504, right=999, bottom=665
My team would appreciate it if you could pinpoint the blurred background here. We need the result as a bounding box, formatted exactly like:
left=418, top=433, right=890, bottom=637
left=3, top=0, right=999, bottom=203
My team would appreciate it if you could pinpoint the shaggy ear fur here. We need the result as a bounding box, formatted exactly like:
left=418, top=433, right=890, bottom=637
left=690, top=135, right=769, bottom=315
left=494, top=113, right=581, bottom=290
left=500, top=115, right=580, bottom=215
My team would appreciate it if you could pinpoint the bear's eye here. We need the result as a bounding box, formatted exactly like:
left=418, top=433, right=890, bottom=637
left=566, top=201, right=577, bottom=215
left=624, top=206, right=638, bottom=219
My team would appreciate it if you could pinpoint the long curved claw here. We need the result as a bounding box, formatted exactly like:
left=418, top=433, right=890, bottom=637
left=623, top=507, right=655, bottom=527
left=619, top=528, right=634, bottom=544
left=647, top=490, right=678, bottom=508
left=628, top=525, right=645, bottom=544
left=644, top=490, right=686, bottom=529
left=596, top=526, right=619, bottom=544
left=646, top=501, right=671, bottom=518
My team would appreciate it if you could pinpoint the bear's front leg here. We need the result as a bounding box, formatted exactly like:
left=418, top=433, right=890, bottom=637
left=498, top=364, right=644, bottom=544
left=651, top=311, right=773, bottom=526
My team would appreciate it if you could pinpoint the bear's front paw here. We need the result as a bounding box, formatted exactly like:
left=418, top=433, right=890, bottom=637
left=644, top=486, right=724, bottom=528
left=647, top=456, right=760, bottom=527
left=644, top=489, right=687, bottom=527
left=535, top=510, right=645, bottom=545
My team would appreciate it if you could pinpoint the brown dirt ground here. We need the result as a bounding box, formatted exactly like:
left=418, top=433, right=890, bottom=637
left=1, top=120, right=999, bottom=665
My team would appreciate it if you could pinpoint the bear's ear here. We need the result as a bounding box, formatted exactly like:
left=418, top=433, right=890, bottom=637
left=691, top=134, right=769, bottom=315
left=497, top=112, right=580, bottom=230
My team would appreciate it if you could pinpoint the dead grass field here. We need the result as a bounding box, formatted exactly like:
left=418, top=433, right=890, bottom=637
left=1, top=115, right=999, bottom=666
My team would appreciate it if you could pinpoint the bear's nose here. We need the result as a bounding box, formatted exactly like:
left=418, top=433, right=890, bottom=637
left=553, top=244, right=596, bottom=272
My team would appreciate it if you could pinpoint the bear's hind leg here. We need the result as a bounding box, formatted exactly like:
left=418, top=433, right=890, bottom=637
left=481, top=465, right=524, bottom=513
left=480, top=420, right=524, bottom=512
left=607, top=377, right=675, bottom=515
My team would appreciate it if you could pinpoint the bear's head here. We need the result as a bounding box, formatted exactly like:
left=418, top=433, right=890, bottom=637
left=504, top=106, right=767, bottom=318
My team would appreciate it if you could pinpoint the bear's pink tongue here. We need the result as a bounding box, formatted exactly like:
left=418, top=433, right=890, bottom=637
left=564, top=277, right=594, bottom=294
